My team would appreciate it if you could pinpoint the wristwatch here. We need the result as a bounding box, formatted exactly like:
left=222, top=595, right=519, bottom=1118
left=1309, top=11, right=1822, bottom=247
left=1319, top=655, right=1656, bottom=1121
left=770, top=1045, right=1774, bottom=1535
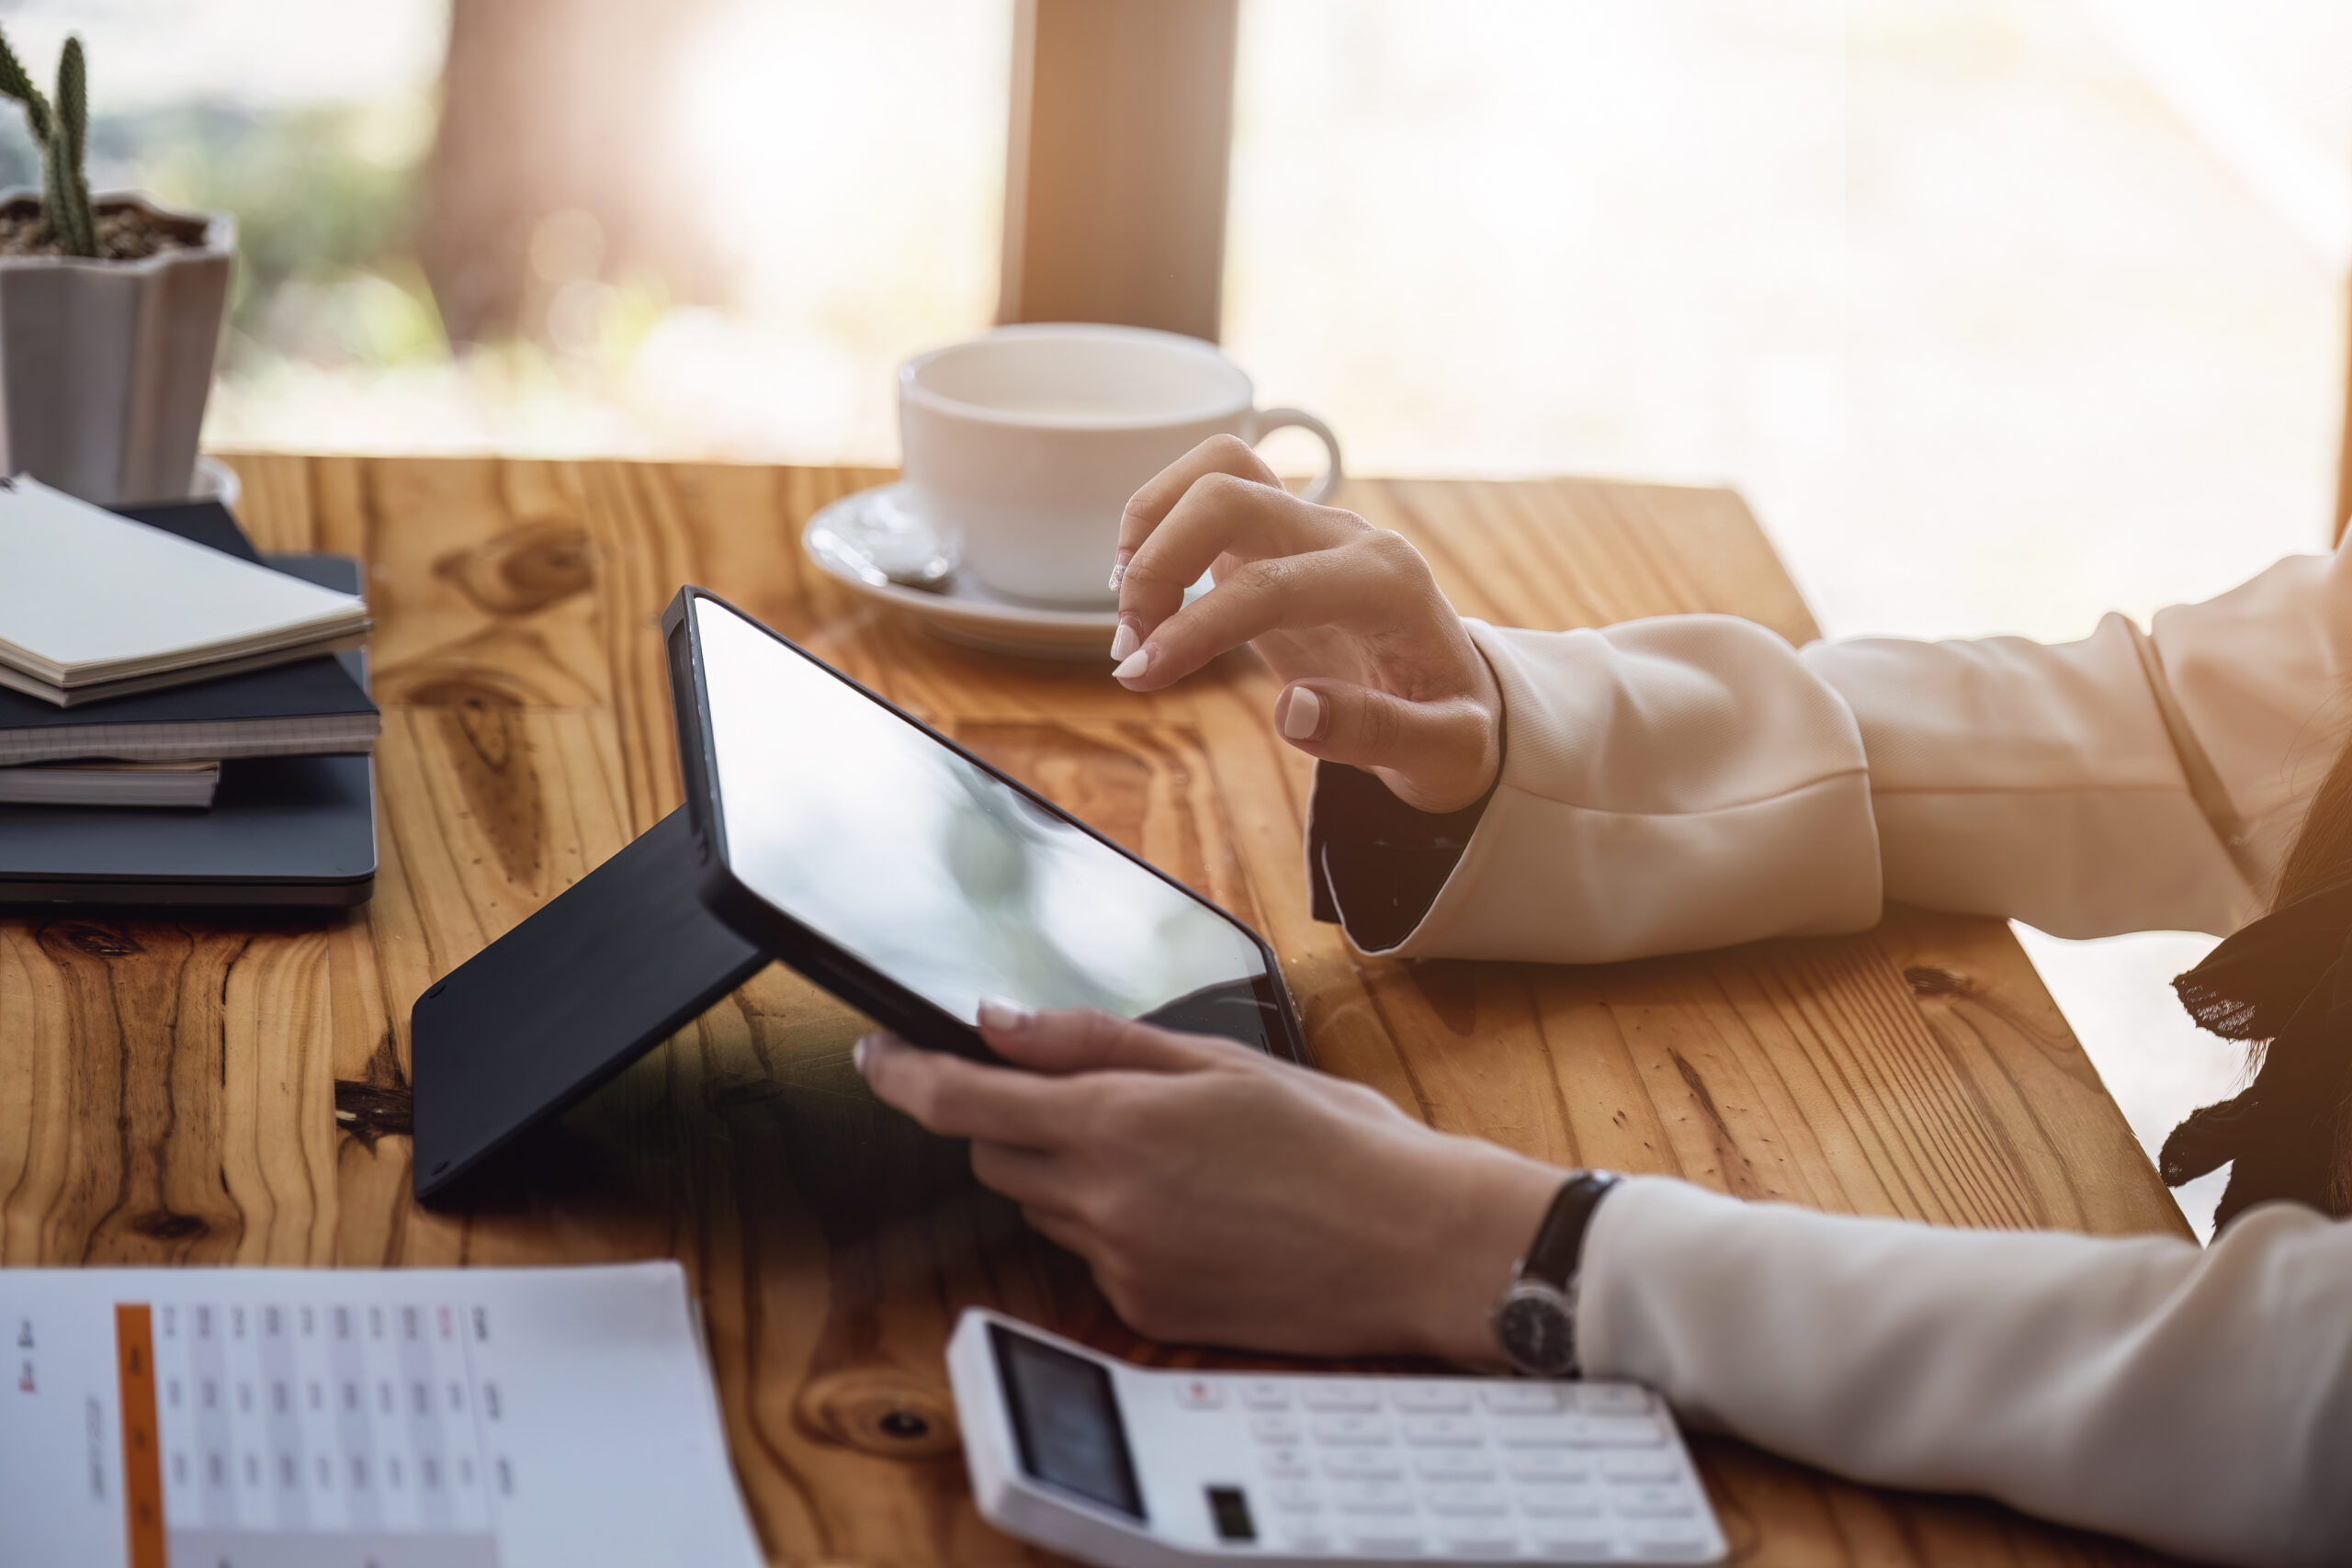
left=1490, top=1171, right=1622, bottom=1377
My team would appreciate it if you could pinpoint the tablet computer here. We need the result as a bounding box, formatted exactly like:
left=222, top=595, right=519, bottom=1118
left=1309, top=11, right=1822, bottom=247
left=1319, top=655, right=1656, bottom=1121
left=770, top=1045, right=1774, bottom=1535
left=410, top=588, right=1306, bottom=1201
left=663, top=587, right=1305, bottom=1066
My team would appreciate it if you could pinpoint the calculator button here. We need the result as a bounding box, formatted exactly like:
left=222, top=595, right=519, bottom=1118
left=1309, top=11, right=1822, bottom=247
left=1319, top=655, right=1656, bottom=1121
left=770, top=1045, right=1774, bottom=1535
left=1483, top=1382, right=1566, bottom=1415
left=1206, top=1484, right=1259, bottom=1546
left=1441, top=1533, right=1522, bottom=1558
left=1602, top=1454, right=1682, bottom=1484
left=1422, top=1482, right=1510, bottom=1517
left=1320, top=1450, right=1405, bottom=1481
left=1577, top=1383, right=1652, bottom=1416
left=1240, top=1379, right=1293, bottom=1410
left=1392, top=1382, right=1476, bottom=1414
left=1250, top=1414, right=1302, bottom=1444
left=1613, top=1486, right=1697, bottom=1518
left=1532, top=1527, right=1617, bottom=1557
left=1300, top=1381, right=1383, bottom=1412
left=1521, top=1484, right=1609, bottom=1517
left=1171, top=1376, right=1224, bottom=1410
left=1329, top=1481, right=1416, bottom=1516
left=1346, top=1534, right=1426, bottom=1556
left=1401, top=1414, right=1484, bottom=1447
left=1414, top=1450, right=1498, bottom=1483
left=1627, top=1518, right=1713, bottom=1553
left=1310, top=1414, right=1393, bottom=1445
left=1268, top=1481, right=1323, bottom=1513
left=1506, top=1453, right=1594, bottom=1484
left=1494, top=1416, right=1579, bottom=1449
left=1261, top=1446, right=1312, bottom=1480
left=1580, top=1414, right=1668, bottom=1448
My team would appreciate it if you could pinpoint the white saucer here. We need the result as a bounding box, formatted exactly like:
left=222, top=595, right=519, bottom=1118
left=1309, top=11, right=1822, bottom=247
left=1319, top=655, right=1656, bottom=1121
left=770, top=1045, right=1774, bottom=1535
left=802, top=483, right=1127, bottom=660
left=189, top=455, right=243, bottom=509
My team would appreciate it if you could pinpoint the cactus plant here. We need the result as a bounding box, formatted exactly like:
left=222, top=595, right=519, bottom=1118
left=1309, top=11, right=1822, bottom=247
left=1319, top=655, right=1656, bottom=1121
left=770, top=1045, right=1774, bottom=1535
left=0, top=23, right=230, bottom=502
left=0, top=29, right=96, bottom=258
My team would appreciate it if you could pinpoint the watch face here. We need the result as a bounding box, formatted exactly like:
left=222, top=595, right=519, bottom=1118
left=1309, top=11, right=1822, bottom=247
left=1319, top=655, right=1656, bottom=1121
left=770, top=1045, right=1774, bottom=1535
left=1495, top=1286, right=1577, bottom=1377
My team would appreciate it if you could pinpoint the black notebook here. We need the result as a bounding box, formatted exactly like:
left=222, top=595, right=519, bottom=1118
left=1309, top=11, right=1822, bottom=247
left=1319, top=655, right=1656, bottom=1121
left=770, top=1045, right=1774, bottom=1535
left=0, top=509, right=379, bottom=908
left=0, top=553, right=378, bottom=908
left=0, top=501, right=381, bottom=765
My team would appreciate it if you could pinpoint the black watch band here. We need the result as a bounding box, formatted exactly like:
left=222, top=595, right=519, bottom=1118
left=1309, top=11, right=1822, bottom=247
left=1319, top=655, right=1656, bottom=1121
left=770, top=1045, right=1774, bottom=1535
left=1521, top=1170, right=1621, bottom=1291
left=1490, top=1170, right=1621, bottom=1378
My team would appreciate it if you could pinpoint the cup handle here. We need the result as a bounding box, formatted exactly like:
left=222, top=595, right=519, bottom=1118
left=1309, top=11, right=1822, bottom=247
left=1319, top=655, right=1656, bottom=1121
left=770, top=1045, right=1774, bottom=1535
left=1246, top=407, right=1344, bottom=504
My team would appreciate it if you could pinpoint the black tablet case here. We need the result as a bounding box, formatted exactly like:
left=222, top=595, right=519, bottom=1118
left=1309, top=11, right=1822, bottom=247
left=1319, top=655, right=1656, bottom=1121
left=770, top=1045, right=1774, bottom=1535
left=411, top=807, right=768, bottom=1196
left=0, top=503, right=378, bottom=907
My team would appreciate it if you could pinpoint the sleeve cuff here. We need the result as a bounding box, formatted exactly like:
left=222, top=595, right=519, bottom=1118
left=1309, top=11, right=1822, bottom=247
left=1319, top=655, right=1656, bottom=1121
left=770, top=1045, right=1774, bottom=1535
left=1305, top=761, right=1496, bottom=950
left=1307, top=615, right=1883, bottom=963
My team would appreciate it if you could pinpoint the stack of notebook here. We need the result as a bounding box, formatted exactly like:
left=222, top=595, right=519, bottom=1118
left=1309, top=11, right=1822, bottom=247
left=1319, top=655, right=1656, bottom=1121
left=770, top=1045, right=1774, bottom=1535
left=0, top=476, right=382, bottom=906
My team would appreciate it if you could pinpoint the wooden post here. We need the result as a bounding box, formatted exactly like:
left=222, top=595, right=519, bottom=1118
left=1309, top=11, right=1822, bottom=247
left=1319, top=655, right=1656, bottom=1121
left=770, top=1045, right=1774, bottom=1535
left=998, top=0, right=1240, bottom=343
left=418, top=0, right=724, bottom=345
left=2337, top=273, right=2352, bottom=542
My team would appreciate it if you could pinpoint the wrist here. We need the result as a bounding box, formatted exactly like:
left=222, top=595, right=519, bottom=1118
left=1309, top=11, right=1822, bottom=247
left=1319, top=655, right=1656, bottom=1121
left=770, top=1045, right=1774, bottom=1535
left=1404, top=1143, right=1564, bottom=1367
left=1466, top=633, right=1506, bottom=803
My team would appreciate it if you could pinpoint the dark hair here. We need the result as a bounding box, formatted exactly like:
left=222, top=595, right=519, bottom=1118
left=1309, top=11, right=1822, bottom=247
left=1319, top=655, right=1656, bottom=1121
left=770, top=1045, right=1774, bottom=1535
left=2163, top=732, right=2352, bottom=1224
left=2267, top=733, right=2352, bottom=909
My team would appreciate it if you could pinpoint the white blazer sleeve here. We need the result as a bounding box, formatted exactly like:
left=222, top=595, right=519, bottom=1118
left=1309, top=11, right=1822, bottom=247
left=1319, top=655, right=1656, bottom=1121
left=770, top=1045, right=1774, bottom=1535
left=1800, top=614, right=2253, bottom=936
left=2150, top=547, right=2352, bottom=899
left=1805, top=541, right=2352, bottom=936
left=1343, top=541, right=2352, bottom=959
left=1579, top=1179, right=2352, bottom=1568
left=1357, top=615, right=1884, bottom=963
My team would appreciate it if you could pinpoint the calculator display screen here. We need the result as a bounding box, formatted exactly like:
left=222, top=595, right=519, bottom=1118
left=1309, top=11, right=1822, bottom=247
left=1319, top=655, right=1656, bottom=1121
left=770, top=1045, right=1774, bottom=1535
left=989, top=1324, right=1146, bottom=1520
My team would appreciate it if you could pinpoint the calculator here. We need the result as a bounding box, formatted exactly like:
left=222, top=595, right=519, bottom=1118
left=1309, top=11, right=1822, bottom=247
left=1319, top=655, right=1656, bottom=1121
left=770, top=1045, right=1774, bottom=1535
left=946, top=1309, right=1726, bottom=1567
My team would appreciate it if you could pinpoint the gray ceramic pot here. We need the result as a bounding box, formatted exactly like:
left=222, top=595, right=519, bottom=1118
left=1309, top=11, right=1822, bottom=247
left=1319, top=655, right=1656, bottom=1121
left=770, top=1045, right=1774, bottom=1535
left=0, top=188, right=233, bottom=507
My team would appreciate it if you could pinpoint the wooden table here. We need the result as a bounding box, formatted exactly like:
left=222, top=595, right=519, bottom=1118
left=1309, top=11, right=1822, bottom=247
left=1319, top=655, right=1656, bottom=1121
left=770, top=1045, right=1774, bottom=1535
left=0, top=456, right=2191, bottom=1566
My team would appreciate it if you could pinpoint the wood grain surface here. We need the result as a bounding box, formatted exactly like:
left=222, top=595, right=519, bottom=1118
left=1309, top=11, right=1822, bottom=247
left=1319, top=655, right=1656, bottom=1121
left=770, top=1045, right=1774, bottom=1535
left=0, top=455, right=2193, bottom=1567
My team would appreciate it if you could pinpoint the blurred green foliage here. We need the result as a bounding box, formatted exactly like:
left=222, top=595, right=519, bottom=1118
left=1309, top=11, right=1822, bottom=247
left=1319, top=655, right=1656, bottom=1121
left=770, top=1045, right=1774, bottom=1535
left=0, top=100, right=445, bottom=367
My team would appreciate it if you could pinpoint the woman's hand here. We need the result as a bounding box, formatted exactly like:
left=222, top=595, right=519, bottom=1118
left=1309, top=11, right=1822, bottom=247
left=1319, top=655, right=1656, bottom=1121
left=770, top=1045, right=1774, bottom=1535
left=856, top=1003, right=1559, bottom=1361
left=1108, top=437, right=1505, bottom=814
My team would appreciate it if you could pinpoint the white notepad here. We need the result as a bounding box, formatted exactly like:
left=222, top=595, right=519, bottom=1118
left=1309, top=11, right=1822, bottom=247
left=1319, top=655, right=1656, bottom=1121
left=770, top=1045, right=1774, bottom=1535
left=2, top=1261, right=764, bottom=1568
left=0, top=475, right=371, bottom=705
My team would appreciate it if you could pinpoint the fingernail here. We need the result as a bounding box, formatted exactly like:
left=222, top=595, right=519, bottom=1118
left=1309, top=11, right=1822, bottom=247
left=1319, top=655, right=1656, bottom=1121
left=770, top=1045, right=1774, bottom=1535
left=978, top=997, right=1034, bottom=1032
left=1109, top=621, right=1140, bottom=662
left=853, top=1033, right=876, bottom=1072
left=1280, top=685, right=1323, bottom=741
left=1113, top=646, right=1150, bottom=682
left=1108, top=553, right=1131, bottom=592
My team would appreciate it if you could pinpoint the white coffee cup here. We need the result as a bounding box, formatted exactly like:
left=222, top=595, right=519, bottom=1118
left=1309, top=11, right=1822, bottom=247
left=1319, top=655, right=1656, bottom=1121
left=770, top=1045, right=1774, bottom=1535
left=898, top=323, right=1342, bottom=607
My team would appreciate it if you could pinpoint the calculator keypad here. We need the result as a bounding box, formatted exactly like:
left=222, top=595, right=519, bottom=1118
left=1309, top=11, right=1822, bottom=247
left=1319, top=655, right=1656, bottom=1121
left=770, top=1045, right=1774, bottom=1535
left=1203, top=1375, right=1717, bottom=1561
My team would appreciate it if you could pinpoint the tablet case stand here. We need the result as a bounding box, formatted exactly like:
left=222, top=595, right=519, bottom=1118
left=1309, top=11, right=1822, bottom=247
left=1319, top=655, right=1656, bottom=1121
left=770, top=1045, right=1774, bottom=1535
left=409, top=807, right=768, bottom=1202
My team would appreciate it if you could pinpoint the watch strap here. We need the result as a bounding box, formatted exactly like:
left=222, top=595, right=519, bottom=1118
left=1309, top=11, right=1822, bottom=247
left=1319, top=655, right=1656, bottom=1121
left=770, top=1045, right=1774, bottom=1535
left=1520, top=1170, right=1621, bottom=1290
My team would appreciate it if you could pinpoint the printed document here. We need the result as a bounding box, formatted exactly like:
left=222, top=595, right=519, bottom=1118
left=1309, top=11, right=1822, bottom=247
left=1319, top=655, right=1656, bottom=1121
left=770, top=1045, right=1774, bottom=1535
left=2, top=1262, right=763, bottom=1568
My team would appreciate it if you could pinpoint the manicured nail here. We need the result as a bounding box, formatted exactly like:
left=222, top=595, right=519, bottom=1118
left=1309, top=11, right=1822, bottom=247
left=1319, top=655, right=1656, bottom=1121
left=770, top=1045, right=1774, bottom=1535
left=1280, top=685, right=1323, bottom=741
left=978, top=997, right=1034, bottom=1032
left=853, top=1033, right=876, bottom=1072
left=1113, top=647, right=1150, bottom=682
left=1108, top=553, right=1132, bottom=592
left=1109, top=622, right=1140, bottom=661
